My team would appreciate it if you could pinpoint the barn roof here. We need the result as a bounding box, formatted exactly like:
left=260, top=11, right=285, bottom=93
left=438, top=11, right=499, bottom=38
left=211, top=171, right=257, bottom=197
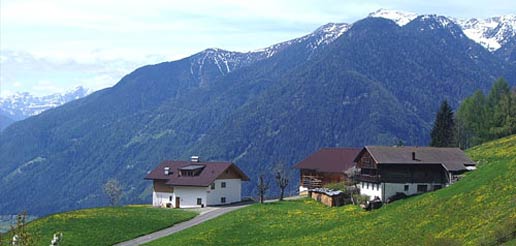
left=145, top=160, right=250, bottom=186
left=293, top=148, right=361, bottom=173
left=357, top=146, right=476, bottom=171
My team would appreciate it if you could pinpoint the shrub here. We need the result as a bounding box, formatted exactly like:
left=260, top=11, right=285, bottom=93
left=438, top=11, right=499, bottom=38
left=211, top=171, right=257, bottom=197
left=352, top=194, right=369, bottom=205
left=8, top=211, right=39, bottom=246
left=324, top=182, right=347, bottom=191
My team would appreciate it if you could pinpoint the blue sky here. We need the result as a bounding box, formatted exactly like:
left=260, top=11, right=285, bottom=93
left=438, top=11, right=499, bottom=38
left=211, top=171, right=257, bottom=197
left=1, top=0, right=515, bottom=96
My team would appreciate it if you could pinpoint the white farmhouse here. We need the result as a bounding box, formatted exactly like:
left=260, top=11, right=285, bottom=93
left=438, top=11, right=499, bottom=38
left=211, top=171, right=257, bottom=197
left=145, top=157, right=249, bottom=208
left=355, top=146, right=476, bottom=202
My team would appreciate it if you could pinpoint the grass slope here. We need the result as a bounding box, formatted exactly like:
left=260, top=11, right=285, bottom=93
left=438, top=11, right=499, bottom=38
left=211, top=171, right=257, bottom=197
left=147, top=135, right=516, bottom=245
left=1, top=205, right=196, bottom=246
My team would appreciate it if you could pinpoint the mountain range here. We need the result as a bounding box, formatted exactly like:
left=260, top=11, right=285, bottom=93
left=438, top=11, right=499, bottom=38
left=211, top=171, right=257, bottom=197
left=0, top=86, right=90, bottom=130
left=0, top=9, right=515, bottom=216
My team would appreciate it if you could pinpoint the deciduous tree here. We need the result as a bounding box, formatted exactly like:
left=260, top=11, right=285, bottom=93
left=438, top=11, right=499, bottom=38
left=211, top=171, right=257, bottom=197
left=456, top=78, right=515, bottom=147
left=103, top=179, right=123, bottom=206
left=257, top=175, right=269, bottom=204
left=9, top=211, right=36, bottom=246
left=273, top=163, right=289, bottom=201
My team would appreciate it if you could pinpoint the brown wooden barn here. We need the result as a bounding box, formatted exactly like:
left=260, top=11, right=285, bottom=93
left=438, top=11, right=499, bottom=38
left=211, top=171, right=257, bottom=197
left=293, top=148, right=360, bottom=194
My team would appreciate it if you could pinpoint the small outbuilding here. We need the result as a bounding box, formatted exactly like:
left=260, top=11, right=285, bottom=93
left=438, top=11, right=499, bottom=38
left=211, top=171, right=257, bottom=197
left=308, top=188, right=350, bottom=207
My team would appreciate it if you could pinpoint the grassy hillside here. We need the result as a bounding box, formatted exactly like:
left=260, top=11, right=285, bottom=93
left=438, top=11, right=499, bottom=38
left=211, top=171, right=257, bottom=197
left=147, top=135, right=516, bottom=245
left=1, top=206, right=196, bottom=246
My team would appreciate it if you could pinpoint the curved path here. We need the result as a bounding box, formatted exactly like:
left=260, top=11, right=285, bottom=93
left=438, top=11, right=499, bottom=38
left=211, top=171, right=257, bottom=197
left=114, top=203, right=251, bottom=246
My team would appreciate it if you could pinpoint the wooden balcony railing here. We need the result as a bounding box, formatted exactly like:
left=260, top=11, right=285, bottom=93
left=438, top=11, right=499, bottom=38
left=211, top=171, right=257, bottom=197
left=301, top=176, right=323, bottom=189
left=357, top=174, right=381, bottom=183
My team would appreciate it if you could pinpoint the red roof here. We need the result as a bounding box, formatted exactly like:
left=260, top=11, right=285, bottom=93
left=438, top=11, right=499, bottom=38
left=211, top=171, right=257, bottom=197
left=293, top=148, right=361, bottom=173
left=145, top=160, right=250, bottom=186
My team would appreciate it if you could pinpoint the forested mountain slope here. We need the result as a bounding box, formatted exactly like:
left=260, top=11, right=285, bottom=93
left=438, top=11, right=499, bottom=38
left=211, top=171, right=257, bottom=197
left=0, top=15, right=515, bottom=216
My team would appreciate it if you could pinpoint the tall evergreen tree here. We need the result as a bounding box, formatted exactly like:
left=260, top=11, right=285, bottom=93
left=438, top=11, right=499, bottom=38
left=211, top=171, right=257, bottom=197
left=430, top=100, right=455, bottom=147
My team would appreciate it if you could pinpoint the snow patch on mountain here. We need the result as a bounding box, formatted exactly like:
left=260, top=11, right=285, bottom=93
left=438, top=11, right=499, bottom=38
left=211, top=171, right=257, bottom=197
left=304, top=23, right=351, bottom=50
left=189, top=22, right=350, bottom=83
left=0, top=86, right=91, bottom=121
left=183, top=10, right=516, bottom=85
left=369, top=9, right=418, bottom=26
left=454, top=14, right=516, bottom=51
left=369, top=9, right=515, bottom=52
left=253, top=22, right=349, bottom=57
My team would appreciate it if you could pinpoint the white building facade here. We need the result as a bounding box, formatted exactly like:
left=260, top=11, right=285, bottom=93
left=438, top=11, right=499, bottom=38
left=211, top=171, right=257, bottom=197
left=146, top=159, right=249, bottom=208
left=359, top=181, right=444, bottom=201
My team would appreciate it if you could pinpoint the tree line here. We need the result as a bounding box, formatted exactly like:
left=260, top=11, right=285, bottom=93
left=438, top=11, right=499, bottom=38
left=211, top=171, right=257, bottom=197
left=430, top=78, right=516, bottom=148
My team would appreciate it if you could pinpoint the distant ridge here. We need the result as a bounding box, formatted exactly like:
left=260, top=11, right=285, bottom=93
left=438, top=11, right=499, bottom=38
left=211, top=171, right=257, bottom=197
left=0, top=10, right=514, bottom=216
left=0, top=86, right=91, bottom=122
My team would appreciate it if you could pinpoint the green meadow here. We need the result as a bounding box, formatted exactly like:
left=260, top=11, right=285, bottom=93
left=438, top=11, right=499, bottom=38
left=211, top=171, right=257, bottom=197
left=1, top=205, right=196, bottom=246
left=147, top=135, right=516, bottom=245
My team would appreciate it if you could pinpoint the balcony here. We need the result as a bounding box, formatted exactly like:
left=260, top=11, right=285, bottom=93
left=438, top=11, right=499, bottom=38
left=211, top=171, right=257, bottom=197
left=357, top=174, right=381, bottom=183
left=301, top=176, right=323, bottom=189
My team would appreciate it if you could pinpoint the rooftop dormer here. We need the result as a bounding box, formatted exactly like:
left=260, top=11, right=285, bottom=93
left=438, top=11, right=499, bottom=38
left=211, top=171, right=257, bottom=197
left=178, top=164, right=205, bottom=177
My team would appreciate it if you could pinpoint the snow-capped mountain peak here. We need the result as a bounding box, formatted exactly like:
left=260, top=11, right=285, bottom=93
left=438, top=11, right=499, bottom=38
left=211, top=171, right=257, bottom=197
left=369, top=9, right=418, bottom=26
left=369, top=9, right=515, bottom=52
left=454, top=14, right=516, bottom=51
left=189, top=22, right=351, bottom=84
left=308, top=22, right=350, bottom=47
left=0, top=86, right=91, bottom=121
left=251, top=22, right=350, bottom=60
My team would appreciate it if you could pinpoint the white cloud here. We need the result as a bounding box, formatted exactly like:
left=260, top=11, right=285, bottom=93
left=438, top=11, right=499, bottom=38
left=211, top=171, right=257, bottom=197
left=0, top=49, right=162, bottom=96
left=32, top=80, right=64, bottom=95
left=1, top=0, right=515, bottom=97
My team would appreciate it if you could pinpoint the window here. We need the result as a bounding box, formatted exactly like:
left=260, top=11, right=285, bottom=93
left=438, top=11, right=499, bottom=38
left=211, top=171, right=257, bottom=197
left=169, top=196, right=173, bottom=202
left=417, top=185, right=428, bottom=193
left=221, top=197, right=226, bottom=203
left=178, top=165, right=205, bottom=176
left=361, top=182, right=364, bottom=188
left=221, top=182, right=226, bottom=188
left=180, top=170, right=195, bottom=176
left=197, top=198, right=202, bottom=205
left=377, top=184, right=380, bottom=191
left=433, top=185, right=442, bottom=190
left=404, top=185, right=409, bottom=192
left=211, top=183, right=215, bottom=190
left=366, top=183, right=369, bottom=189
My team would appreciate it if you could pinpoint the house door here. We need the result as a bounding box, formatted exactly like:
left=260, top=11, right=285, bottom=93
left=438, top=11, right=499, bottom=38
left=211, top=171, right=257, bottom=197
left=175, top=197, right=180, bottom=208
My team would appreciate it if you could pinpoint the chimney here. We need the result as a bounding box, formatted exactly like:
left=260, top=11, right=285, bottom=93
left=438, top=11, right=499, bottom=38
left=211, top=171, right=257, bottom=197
left=412, top=152, right=416, bottom=160
left=164, top=167, right=170, bottom=175
left=191, top=156, right=200, bottom=162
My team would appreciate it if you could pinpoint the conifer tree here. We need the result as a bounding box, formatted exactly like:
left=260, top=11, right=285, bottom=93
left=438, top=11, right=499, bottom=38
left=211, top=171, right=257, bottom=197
left=430, top=100, right=455, bottom=147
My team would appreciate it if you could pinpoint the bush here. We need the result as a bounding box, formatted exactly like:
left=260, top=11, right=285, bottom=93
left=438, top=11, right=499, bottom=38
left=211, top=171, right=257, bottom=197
left=352, top=194, right=369, bottom=205
left=324, top=182, right=347, bottom=191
